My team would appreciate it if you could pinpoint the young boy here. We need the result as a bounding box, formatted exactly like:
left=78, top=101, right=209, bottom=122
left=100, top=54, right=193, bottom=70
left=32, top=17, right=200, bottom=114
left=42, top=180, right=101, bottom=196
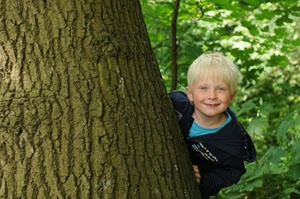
left=169, top=53, right=256, bottom=199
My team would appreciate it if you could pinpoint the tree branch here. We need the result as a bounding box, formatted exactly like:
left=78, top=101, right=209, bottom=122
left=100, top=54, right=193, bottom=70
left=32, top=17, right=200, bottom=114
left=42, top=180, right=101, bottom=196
left=171, top=0, right=180, bottom=90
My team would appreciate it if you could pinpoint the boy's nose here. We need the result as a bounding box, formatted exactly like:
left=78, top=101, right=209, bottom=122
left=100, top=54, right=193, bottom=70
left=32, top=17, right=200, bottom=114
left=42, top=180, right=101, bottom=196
left=208, top=90, right=217, bottom=99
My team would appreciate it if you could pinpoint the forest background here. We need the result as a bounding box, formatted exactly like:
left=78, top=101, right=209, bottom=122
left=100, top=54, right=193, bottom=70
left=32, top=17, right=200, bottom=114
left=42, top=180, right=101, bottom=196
left=141, top=0, right=300, bottom=198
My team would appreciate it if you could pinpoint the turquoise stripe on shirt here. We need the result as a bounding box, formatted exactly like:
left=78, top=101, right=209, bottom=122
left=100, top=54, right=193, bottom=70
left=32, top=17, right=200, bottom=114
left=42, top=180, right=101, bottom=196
left=188, top=111, right=232, bottom=138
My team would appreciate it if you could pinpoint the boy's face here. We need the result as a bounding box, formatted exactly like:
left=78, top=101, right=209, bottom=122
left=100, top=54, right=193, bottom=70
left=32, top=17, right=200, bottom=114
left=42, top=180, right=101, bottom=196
left=186, top=78, right=235, bottom=119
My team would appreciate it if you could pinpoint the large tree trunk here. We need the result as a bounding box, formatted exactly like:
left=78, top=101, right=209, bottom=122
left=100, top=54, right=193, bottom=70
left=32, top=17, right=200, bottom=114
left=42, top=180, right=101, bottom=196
left=0, top=0, right=201, bottom=198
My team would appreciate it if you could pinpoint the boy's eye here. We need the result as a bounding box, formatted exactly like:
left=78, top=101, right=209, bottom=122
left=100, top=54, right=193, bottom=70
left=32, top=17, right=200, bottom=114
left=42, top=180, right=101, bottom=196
left=217, top=87, right=225, bottom=91
left=199, top=87, right=207, bottom=91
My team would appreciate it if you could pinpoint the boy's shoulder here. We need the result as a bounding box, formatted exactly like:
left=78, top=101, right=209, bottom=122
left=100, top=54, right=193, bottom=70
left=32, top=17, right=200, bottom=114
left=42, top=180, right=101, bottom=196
left=169, top=90, right=188, bottom=103
left=169, top=91, right=193, bottom=116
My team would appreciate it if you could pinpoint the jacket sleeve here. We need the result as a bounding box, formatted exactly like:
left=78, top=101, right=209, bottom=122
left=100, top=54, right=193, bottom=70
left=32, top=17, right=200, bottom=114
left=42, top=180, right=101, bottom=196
left=227, top=109, right=257, bottom=162
left=169, top=91, right=194, bottom=138
left=199, top=167, right=243, bottom=198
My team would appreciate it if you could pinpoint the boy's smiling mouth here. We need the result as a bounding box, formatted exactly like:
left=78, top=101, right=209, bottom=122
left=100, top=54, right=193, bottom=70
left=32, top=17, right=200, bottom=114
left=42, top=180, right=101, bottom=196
left=205, top=103, right=219, bottom=107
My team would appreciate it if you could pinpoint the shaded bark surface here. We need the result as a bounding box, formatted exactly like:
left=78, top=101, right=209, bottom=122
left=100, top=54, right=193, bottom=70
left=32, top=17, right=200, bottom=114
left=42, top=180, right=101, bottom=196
left=0, top=0, right=201, bottom=198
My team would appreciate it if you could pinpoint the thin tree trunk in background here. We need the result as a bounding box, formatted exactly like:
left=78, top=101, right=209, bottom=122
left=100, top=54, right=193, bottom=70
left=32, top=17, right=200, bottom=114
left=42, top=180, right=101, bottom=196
left=171, top=0, right=180, bottom=90
left=0, top=0, right=201, bottom=198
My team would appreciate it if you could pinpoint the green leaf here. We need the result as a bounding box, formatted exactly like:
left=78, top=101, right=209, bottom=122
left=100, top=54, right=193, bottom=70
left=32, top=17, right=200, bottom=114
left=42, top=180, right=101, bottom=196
left=276, top=14, right=293, bottom=26
left=259, top=103, right=274, bottom=117
left=247, top=117, right=268, bottom=135
left=291, top=140, right=300, bottom=163
left=210, top=0, right=231, bottom=6
left=284, top=187, right=300, bottom=195
left=259, top=146, right=287, bottom=175
left=274, top=28, right=287, bottom=37
left=292, top=38, right=300, bottom=46
left=243, top=0, right=260, bottom=7
left=277, top=120, right=292, bottom=141
left=286, top=163, right=300, bottom=180
left=245, top=178, right=263, bottom=191
left=255, top=10, right=276, bottom=20
left=269, top=55, right=289, bottom=67
left=236, top=99, right=257, bottom=116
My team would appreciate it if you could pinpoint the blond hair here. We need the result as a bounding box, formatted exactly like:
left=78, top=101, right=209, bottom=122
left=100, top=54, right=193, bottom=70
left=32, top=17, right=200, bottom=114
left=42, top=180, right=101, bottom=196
left=187, top=53, right=241, bottom=94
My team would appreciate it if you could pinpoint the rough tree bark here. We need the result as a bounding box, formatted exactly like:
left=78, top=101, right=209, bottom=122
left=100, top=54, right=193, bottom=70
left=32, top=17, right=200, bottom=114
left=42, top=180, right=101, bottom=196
left=0, top=0, right=201, bottom=198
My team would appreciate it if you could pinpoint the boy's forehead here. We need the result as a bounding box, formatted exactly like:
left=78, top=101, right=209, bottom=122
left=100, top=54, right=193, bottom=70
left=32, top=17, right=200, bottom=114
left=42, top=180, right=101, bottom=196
left=194, top=76, right=229, bottom=85
left=197, top=73, right=227, bottom=82
left=192, top=77, right=232, bottom=92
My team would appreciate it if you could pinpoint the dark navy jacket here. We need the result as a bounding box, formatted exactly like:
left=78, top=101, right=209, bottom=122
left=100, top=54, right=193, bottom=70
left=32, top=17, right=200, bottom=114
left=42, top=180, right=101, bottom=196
left=169, top=91, right=256, bottom=198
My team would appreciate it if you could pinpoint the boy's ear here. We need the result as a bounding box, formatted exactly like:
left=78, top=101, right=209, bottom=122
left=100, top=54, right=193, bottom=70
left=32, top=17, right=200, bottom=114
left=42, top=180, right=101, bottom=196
left=230, top=91, right=237, bottom=102
left=186, top=86, right=193, bottom=102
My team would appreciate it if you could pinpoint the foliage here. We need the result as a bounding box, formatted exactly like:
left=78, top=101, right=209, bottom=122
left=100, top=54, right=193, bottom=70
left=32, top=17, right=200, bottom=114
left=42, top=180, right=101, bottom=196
left=141, top=0, right=300, bottom=198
